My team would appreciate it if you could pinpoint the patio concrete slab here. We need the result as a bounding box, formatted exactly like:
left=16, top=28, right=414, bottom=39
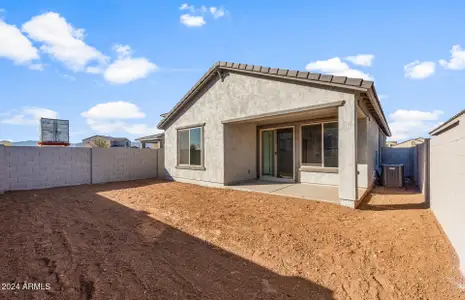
left=274, top=184, right=367, bottom=203
left=230, top=180, right=367, bottom=204
left=230, top=180, right=294, bottom=193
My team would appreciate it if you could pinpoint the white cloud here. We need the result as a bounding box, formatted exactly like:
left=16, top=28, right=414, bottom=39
left=404, top=60, right=435, bottom=79
left=22, top=12, right=108, bottom=71
left=113, top=44, right=131, bottom=58
left=28, top=63, right=44, bottom=71
left=102, top=44, right=157, bottom=84
left=61, top=74, right=76, bottom=81
left=104, top=57, right=157, bottom=84
left=82, top=101, right=146, bottom=120
left=85, top=66, right=102, bottom=74
left=1, top=107, right=58, bottom=125
left=0, top=19, right=40, bottom=64
left=180, top=3, right=194, bottom=12
left=179, top=4, right=227, bottom=27
left=180, top=14, right=206, bottom=27
left=180, top=3, right=208, bottom=13
left=388, top=109, right=443, bottom=140
left=305, top=57, right=373, bottom=80
left=85, top=119, right=159, bottom=136
left=439, top=45, right=465, bottom=70
left=390, top=109, right=443, bottom=122
left=344, top=54, right=374, bottom=67
left=209, top=7, right=225, bottom=19
left=82, top=101, right=157, bottom=136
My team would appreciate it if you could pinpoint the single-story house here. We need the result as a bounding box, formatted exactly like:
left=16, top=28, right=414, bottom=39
left=157, top=62, right=391, bottom=208
left=391, top=137, right=425, bottom=148
left=82, top=135, right=131, bottom=148
left=385, top=141, right=398, bottom=147
left=136, top=132, right=165, bottom=149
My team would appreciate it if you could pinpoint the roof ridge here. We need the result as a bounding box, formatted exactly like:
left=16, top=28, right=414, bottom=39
left=214, top=61, right=373, bottom=88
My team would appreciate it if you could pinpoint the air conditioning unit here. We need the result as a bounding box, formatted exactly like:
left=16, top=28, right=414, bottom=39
left=382, top=164, right=404, bottom=188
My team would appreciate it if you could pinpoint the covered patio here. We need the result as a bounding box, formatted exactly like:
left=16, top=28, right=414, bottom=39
left=229, top=179, right=368, bottom=204
left=222, top=97, right=376, bottom=207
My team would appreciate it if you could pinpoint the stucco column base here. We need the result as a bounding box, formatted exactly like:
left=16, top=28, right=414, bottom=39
left=340, top=198, right=356, bottom=208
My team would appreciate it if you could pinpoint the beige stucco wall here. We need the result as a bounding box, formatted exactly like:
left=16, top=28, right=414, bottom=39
left=355, top=99, right=383, bottom=190
left=163, top=72, right=354, bottom=184
left=366, top=113, right=382, bottom=188
left=223, top=122, right=257, bottom=184
left=300, top=171, right=338, bottom=185
left=430, top=113, right=465, bottom=274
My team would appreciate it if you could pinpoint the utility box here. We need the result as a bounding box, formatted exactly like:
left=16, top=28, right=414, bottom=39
left=382, top=164, right=404, bottom=187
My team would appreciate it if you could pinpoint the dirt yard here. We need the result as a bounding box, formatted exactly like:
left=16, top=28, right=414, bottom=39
left=0, top=180, right=463, bottom=300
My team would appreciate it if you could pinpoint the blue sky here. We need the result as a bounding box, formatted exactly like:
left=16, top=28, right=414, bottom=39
left=0, top=1, right=464, bottom=142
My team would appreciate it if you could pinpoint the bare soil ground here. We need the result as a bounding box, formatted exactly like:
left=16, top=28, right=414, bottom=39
left=0, top=180, right=463, bottom=300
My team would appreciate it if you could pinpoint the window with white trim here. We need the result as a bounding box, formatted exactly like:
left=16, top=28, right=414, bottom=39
left=301, top=122, right=338, bottom=168
left=177, top=127, right=203, bottom=166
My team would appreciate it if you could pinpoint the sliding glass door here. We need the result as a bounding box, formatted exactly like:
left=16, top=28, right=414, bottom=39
left=277, top=128, right=294, bottom=179
left=260, top=127, right=294, bottom=180
left=261, top=130, right=274, bottom=176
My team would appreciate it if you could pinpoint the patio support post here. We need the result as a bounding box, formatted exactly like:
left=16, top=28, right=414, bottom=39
left=338, top=94, right=358, bottom=207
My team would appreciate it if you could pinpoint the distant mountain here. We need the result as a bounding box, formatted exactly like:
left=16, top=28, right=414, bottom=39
left=4, top=140, right=132, bottom=147
left=6, top=140, right=84, bottom=147
left=12, top=140, right=39, bottom=146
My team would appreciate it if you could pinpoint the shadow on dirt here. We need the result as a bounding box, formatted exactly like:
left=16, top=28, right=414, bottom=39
left=0, top=179, right=333, bottom=300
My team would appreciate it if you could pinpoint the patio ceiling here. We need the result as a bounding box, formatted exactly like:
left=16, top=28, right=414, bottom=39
left=221, top=100, right=368, bottom=126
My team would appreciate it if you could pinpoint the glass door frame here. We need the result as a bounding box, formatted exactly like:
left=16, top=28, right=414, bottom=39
left=258, top=125, right=296, bottom=182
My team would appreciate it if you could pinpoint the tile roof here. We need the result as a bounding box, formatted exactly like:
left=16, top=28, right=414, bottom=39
left=135, top=132, right=165, bottom=141
left=158, top=61, right=388, bottom=134
left=215, top=61, right=374, bottom=89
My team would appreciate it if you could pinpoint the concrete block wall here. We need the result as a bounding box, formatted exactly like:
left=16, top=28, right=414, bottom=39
left=381, top=147, right=415, bottom=177
left=416, top=140, right=430, bottom=198
left=157, top=150, right=165, bottom=178
left=0, top=146, right=6, bottom=193
left=0, top=146, right=162, bottom=193
left=5, top=147, right=91, bottom=191
left=92, top=148, right=158, bottom=184
left=430, top=113, right=465, bottom=275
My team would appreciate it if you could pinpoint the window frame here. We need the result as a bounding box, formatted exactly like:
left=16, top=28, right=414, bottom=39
left=300, top=121, right=338, bottom=169
left=176, top=124, right=205, bottom=170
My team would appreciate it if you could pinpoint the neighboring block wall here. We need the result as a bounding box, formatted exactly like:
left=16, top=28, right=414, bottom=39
left=430, top=114, right=465, bottom=274
left=5, top=147, right=91, bottom=190
left=416, top=140, right=430, bottom=197
left=92, top=148, right=158, bottom=184
left=382, top=147, right=415, bottom=177
left=157, top=150, right=166, bottom=179
left=0, top=147, right=161, bottom=192
left=0, top=146, right=6, bottom=193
